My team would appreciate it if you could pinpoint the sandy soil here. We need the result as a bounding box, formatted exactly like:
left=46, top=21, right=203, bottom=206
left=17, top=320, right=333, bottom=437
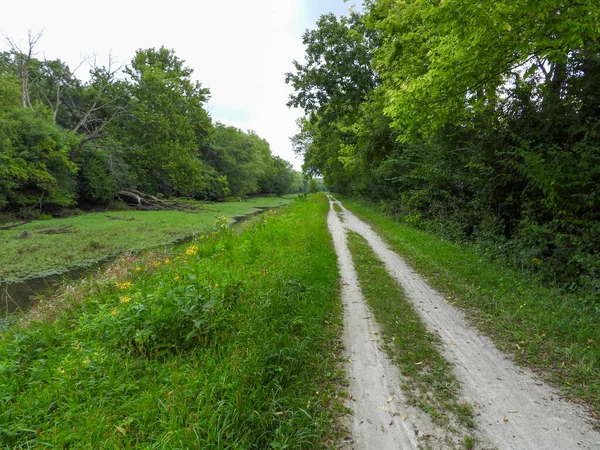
left=328, top=196, right=600, bottom=449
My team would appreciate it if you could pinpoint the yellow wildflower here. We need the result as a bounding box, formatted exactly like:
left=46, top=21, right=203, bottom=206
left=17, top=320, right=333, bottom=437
left=116, top=281, right=132, bottom=289
left=165, top=258, right=171, bottom=264
left=174, top=274, right=180, bottom=281
left=110, top=309, right=117, bottom=316
left=135, top=267, right=142, bottom=271
left=120, top=296, right=131, bottom=303
left=186, top=244, right=198, bottom=256
left=215, top=283, right=220, bottom=288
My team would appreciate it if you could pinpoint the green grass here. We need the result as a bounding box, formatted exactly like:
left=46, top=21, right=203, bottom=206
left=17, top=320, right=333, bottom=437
left=0, top=194, right=343, bottom=448
left=339, top=196, right=600, bottom=418
left=346, top=231, right=474, bottom=441
left=0, top=196, right=294, bottom=282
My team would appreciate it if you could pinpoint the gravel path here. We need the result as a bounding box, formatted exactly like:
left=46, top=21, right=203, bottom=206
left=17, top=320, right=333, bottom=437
left=328, top=196, right=600, bottom=449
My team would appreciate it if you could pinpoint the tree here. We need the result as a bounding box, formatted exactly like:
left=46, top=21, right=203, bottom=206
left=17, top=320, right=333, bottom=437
left=209, top=124, right=267, bottom=197
left=307, top=178, right=320, bottom=193
left=288, top=0, right=600, bottom=289
left=3, top=30, right=43, bottom=108
left=286, top=11, right=381, bottom=193
left=120, top=47, right=213, bottom=196
left=0, top=107, right=77, bottom=213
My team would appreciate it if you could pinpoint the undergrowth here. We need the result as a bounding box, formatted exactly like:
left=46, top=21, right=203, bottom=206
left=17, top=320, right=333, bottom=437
left=0, top=194, right=342, bottom=448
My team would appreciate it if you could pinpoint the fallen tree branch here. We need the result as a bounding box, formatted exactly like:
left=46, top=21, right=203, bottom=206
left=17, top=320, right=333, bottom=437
left=117, top=190, right=191, bottom=211
left=0, top=220, right=32, bottom=231
left=37, top=225, right=73, bottom=234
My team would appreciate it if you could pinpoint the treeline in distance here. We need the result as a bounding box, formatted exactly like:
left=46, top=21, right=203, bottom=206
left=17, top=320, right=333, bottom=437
left=0, top=42, right=306, bottom=218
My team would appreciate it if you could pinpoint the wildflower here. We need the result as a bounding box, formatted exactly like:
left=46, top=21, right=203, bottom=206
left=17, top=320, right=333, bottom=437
left=153, top=261, right=161, bottom=268
left=120, top=296, right=131, bottom=303
left=165, top=258, right=171, bottom=264
left=83, top=357, right=91, bottom=365
left=116, top=281, right=132, bottom=289
left=174, top=274, right=180, bottom=281
left=215, top=283, right=220, bottom=288
left=186, top=244, right=198, bottom=256
left=111, top=309, right=117, bottom=316
left=135, top=267, right=142, bottom=271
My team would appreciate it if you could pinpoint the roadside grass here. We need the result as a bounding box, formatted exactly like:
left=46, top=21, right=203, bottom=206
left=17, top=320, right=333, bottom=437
left=0, top=194, right=343, bottom=449
left=0, top=196, right=294, bottom=282
left=346, top=232, right=475, bottom=439
left=339, top=196, right=600, bottom=418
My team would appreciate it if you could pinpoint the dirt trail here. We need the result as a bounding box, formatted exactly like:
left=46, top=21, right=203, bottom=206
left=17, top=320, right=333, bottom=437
left=328, top=197, right=600, bottom=449
left=328, top=198, right=452, bottom=449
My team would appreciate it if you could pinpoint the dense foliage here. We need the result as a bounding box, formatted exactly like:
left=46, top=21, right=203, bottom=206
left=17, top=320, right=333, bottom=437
left=287, top=2, right=600, bottom=292
left=0, top=44, right=304, bottom=216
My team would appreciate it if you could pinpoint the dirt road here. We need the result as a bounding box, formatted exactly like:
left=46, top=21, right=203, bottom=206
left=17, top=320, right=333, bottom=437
left=328, top=196, right=599, bottom=449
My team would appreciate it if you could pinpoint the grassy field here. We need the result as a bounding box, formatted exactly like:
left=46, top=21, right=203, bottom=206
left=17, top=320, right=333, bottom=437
left=0, top=194, right=344, bottom=448
left=0, top=196, right=294, bottom=282
left=339, top=196, right=600, bottom=418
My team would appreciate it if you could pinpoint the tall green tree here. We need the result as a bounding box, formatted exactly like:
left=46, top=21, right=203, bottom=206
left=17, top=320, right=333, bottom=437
left=289, top=1, right=600, bottom=289
left=120, top=47, right=213, bottom=196
left=0, top=107, right=77, bottom=212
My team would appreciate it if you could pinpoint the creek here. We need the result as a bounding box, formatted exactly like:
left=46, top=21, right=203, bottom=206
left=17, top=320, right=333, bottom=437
left=0, top=208, right=266, bottom=315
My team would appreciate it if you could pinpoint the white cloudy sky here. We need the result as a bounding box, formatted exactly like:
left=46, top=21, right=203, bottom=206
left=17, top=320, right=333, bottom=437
left=1, top=0, right=356, bottom=170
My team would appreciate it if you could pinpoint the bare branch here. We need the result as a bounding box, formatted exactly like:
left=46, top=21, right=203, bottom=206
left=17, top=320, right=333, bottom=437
left=4, top=29, right=44, bottom=108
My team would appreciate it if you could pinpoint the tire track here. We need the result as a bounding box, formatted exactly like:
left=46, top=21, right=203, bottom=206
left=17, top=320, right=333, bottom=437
left=332, top=196, right=600, bottom=450
left=328, top=197, right=451, bottom=449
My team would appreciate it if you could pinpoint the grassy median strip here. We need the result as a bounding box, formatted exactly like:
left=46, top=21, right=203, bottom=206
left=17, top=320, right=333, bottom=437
left=0, top=194, right=343, bottom=449
left=346, top=231, right=475, bottom=439
left=341, top=196, right=600, bottom=418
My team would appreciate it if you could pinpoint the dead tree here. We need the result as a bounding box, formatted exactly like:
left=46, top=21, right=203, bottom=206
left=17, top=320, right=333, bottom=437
left=4, top=29, right=43, bottom=108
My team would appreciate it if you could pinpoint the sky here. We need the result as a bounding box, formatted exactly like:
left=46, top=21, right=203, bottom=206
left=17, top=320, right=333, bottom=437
left=0, top=0, right=358, bottom=170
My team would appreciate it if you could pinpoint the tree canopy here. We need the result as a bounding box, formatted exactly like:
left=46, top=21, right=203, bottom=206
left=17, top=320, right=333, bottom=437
left=0, top=43, right=304, bottom=216
left=287, top=0, right=600, bottom=291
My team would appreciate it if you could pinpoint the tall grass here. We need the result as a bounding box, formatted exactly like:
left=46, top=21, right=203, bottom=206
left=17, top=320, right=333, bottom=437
left=0, top=195, right=342, bottom=448
left=339, top=196, right=600, bottom=417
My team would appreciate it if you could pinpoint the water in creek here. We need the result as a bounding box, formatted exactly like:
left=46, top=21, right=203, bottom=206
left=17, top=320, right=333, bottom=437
left=0, top=208, right=267, bottom=315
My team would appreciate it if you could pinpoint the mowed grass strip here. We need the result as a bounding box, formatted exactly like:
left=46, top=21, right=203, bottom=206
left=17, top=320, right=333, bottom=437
left=0, top=194, right=342, bottom=449
left=0, top=196, right=294, bottom=282
left=346, top=231, right=474, bottom=436
left=340, top=197, right=600, bottom=417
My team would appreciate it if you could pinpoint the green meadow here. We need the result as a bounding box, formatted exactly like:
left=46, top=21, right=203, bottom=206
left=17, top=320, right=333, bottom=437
left=0, top=196, right=294, bottom=282
left=0, top=195, right=344, bottom=449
